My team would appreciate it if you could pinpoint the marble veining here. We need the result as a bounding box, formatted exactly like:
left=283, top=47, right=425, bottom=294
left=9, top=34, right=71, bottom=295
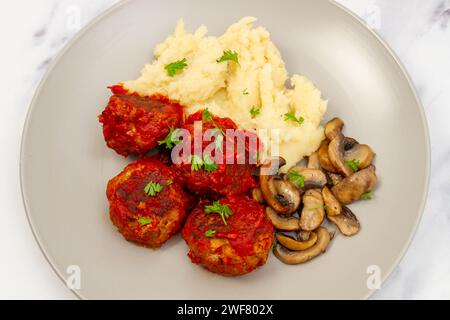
left=1, top=0, right=449, bottom=299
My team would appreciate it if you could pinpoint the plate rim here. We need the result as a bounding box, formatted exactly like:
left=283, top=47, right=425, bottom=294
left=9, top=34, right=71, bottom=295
left=19, top=0, right=431, bottom=300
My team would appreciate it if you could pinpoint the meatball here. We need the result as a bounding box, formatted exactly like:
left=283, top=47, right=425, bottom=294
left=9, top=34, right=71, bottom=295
left=99, top=85, right=184, bottom=157
left=182, top=195, right=274, bottom=276
left=174, top=110, right=259, bottom=197
left=107, top=157, right=189, bottom=248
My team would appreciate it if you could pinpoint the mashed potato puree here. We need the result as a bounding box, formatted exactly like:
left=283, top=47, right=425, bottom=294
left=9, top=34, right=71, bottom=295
left=124, top=17, right=327, bottom=170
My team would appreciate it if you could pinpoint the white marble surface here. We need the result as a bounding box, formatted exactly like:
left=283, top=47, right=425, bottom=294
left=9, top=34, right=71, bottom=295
left=0, top=0, right=448, bottom=299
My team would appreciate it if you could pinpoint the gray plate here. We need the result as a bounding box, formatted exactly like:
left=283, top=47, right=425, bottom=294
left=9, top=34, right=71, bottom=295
left=20, top=0, right=430, bottom=300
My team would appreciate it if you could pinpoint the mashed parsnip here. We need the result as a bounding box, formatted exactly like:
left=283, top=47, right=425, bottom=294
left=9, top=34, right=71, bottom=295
left=124, top=17, right=327, bottom=170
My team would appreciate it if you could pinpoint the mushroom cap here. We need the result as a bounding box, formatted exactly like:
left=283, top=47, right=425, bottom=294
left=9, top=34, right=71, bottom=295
left=273, top=227, right=332, bottom=265
left=265, top=207, right=300, bottom=231
left=299, top=189, right=325, bottom=231
left=322, top=186, right=342, bottom=217
left=276, top=232, right=318, bottom=251
left=331, top=165, right=378, bottom=205
left=328, top=206, right=360, bottom=236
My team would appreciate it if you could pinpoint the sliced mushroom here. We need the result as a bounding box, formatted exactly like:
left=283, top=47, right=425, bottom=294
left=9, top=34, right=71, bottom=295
left=298, top=230, right=312, bottom=241
left=343, top=137, right=359, bottom=151
left=326, top=172, right=344, bottom=186
left=299, top=189, right=325, bottom=231
left=287, top=167, right=327, bottom=190
left=276, top=232, right=318, bottom=251
left=328, top=206, right=360, bottom=236
left=318, top=139, right=337, bottom=173
left=325, top=117, right=344, bottom=141
left=328, top=134, right=354, bottom=177
left=266, top=207, right=300, bottom=231
left=273, top=179, right=301, bottom=215
left=307, top=152, right=321, bottom=170
left=251, top=188, right=265, bottom=204
left=331, top=165, right=378, bottom=205
left=260, top=158, right=299, bottom=214
left=273, top=227, right=332, bottom=265
left=322, top=186, right=342, bottom=217
left=344, top=144, right=374, bottom=170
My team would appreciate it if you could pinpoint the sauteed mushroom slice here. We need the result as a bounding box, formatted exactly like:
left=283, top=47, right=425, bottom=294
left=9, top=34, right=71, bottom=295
left=251, top=188, right=265, bottom=204
left=288, top=167, right=327, bottom=190
left=328, top=206, right=360, bottom=236
left=260, top=158, right=299, bottom=214
left=273, top=227, right=332, bottom=265
left=344, top=144, right=374, bottom=170
left=298, top=230, right=312, bottom=241
left=326, top=172, right=344, bottom=187
left=273, top=179, right=301, bottom=215
left=318, top=140, right=337, bottom=173
left=322, top=186, right=342, bottom=217
left=307, top=152, right=321, bottom=170
left=266, top=207, right=300, bottom=231
left=325, top=117, right=344, bottom=141
left=299, top=189, right=325, bottom=231
left=331, top=165, right=378, bottom=205
left=276, top=232, right=318, bottom=251
left=328, top=134, right=354, bottom=177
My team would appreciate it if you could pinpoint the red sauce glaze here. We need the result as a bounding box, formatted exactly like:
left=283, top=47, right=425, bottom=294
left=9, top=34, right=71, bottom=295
left=99, top=85, right=185, bottom=157
left=107, top=157, right=189, bottom=248
left=182, top=195, right=274, bottom=275
left=174, top=110, right=260, bottom=197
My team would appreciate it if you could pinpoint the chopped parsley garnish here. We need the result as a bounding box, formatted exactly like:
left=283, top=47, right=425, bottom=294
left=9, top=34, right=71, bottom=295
left=284, top=112, right=305, bottom=126
left=203, top=155, right=218, bottom=173
left=243, top=88, right=249, bottom=95
left=205, top=229, right=217, bottom=238
left=211, top=128, right=224, bottom=152
left=190, top=155, right=204, bottom=172
left=165, top=58, right=188, bottom=77
left=345, top=159, right=360, bottom=172
left=217, top=50, right=239, bottom=65
left=137, top=217, right=152, bottom=226
left=202, top=108, right=224, bottom=134
left=166, top=179, right=174, bottom=185
left=205, top=201, right=234, bottom=225
left=202, top=108, right=214, bottom=123
left=250, top=106, right=261, bottom=119
left=158, top=127, right=180, bottom=149
left=144, top=181, right=163, bottom=197
left=190, top=154, right=218, bottom=173
left=360, top=191, right=373, bottom=200
left=287, top=170, right=305, bottom=188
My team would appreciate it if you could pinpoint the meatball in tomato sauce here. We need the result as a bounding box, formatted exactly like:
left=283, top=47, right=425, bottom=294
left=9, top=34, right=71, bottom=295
left=182, top=195, right=274, bottom=276
left=107, top=157, right=189, bottom=248
left=99, top=85, right=184, bottom=157
left=174, top=110, right=259, bottom=198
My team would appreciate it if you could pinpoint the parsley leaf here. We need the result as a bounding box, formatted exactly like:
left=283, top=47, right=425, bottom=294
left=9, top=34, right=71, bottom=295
left=345, top=159, right=360, bottom=172
left=284, top=112, right=305, bottom=126
left=211, top=128, right=224, bottom=152
left=158, top=127, right=180, bottom=149
left=190, top=155, right=204, bottom=172
left=360, top=191, right=373, bottom=200
left=250, top=106, right=261, bottom=119
left=287, top=170, right=305, bottom=188
left=204, top=229, right=217, bottom=238
left=144, top=181, right=163, bottom=197
left=202, top=108, right=214, bottom=123
left=165, top=58, right=188, bottom=77
left=203, top=155, right=218, bottom=173
left=137, top=217, right=152, bottom=226
left=217, top=50, right=239, bottom=65
left=205, top=201, right=234, bottom=225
